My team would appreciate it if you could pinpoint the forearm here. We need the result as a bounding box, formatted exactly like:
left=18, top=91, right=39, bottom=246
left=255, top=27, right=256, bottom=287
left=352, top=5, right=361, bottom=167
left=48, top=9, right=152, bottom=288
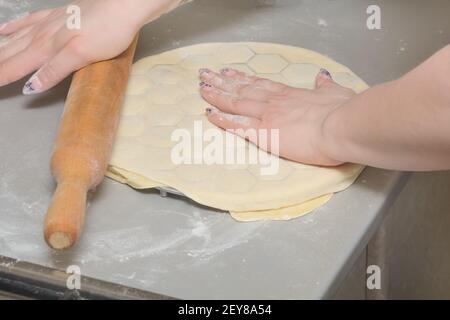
left=322, top=45, right=450, bottom=171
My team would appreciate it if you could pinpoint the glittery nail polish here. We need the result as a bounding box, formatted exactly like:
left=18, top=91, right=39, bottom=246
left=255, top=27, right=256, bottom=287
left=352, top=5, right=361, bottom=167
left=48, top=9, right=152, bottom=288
left=22, top=75, right=42, bottom=95
left=200, top=82, right=212, bottom=88
left=319, top=68, right=332, bottom=78
left=23, top=80, right=35, bottom=95
left=220, top=68, right=230, bottom=74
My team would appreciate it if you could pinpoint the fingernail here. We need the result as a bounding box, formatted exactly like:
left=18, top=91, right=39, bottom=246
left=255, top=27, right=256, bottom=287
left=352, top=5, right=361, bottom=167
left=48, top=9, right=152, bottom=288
left=200, top=70, right=213, bottom=79
left=220, top=68, right=231, bottom=75
left=205, top=107, right=218, bottom=115
left=23, top=75, right=42, bottom=95
left=319, top=68, right=332, bottom=79
left=199, top=68, right=210, bottom=75
left=199, top=82, right=213, bottom=90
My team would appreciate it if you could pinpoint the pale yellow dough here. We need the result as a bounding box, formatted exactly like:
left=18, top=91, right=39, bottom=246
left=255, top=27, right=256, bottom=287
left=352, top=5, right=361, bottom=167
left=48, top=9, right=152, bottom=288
left=107, top=42, right=369, bottom=221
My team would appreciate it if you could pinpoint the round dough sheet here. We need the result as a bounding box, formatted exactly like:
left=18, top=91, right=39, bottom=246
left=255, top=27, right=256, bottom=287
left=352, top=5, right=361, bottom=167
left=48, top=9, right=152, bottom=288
left=107, top=42, right=368, bottom=217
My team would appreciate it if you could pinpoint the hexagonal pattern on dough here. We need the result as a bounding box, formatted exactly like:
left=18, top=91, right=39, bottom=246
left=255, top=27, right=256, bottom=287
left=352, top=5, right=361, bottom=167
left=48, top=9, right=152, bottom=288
left=216, top=45, right=255, bottom=64
left=126, top=75, right=152, bottom=95
left=179, top=73, right=202, bottom=94
left=121, top=95, right=148, bottom=116
left=136, top=126, right=178, bottom=149
left=142, top=105, right=185, bottom=126
left=116, top=116, right=145, bottom=137
left=136, top=147, right=176, bottom=171
left=178, top=94, right=207, bottom=115
left=147, top=65, right=185, bottom=85
left=177, top=115, right=216, bottom=131
left=146, top=85, right=186, bottom=105
left=247, top=54, right=289, bottom=74
left=109, top=42, right=369, bottom=213
left=332, top=72, right=359, bottom=88
left=181, top=54, right=221, bottom=70
left=282, top=63, right=322, bottom=84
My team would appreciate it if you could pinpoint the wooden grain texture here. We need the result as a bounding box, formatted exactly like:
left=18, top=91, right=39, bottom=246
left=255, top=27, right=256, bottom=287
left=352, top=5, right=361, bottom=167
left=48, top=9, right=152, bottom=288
left=44, top=37, right=139, bottom=250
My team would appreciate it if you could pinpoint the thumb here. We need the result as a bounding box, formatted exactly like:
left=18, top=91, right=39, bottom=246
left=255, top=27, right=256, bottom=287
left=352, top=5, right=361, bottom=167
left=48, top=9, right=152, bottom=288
left=315, top=68, right=335, bottom=89
left=22, top=41, right=88, bottom=95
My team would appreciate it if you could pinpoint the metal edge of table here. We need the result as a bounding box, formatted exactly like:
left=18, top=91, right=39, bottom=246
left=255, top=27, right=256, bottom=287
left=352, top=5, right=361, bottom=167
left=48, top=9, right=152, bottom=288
left=0, top=256, right=174, bottom=300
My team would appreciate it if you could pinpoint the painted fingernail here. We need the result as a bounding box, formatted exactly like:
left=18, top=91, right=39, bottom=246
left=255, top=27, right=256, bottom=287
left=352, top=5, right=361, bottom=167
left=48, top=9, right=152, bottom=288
left=200, top=71, right=214, bottom=80
left=23, top=75, right=42, bottom=95
left=205, top=107, right=218, bottom=115
left=220, top=68, right=235, bottom=76
left=199, top=82, right=213, bottom=90
left=319, top=68, right=332, bottom=78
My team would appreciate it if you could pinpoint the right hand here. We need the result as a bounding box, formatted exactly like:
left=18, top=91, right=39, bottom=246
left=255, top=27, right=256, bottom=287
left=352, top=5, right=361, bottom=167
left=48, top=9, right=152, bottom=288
left=199, top=67, right=356, bottom=166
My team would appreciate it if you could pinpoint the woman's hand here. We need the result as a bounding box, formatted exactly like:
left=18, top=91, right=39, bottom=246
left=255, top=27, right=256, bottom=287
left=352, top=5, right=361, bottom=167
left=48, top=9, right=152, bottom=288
left=199, top=45, right=450, bottom=171
left=199, top=67, right=355, bottom=166
left=0, top=0, right=179, bottom=95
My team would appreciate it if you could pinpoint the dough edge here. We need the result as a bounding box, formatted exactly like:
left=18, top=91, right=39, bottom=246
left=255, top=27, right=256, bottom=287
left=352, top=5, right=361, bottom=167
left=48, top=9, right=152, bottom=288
left=107, top=165, right=336, bottom=221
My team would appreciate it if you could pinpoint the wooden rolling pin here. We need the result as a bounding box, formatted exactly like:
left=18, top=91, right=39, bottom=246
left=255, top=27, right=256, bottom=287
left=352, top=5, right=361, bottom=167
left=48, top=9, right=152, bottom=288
left=44, top=37, right=139, bottom=250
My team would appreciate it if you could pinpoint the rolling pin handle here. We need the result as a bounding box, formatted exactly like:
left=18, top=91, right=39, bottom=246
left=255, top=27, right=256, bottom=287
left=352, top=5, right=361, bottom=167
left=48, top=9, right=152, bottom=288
left=44, top=181, right=88, bottom=250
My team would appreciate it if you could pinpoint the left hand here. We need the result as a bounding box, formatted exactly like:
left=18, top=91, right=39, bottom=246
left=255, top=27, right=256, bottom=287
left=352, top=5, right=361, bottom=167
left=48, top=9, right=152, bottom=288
left=198, top=67, right=355, bottom=166
left=0, top=0, right=175, bottom=95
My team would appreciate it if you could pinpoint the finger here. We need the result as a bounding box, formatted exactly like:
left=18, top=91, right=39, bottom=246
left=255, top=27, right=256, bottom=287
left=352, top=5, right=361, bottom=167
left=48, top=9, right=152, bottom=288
left=199, top=68, right=252, bottom=93
left=222, top=67, right=290, bottom=93
left=206, top=108, right=261, bottom=145
left=0, top=10, right=52, bottom=35
left=199, top=71, right=273, bottom=102
left=315, top=68, right=335, bottom=89
left=200, top=83, right=269, bottom=119
left=23, top=40, right=88, bottom=94
left=199, top=67, right=291, bottom=97
left=0, top=32, right=33, bottom=62
left=0, top=46, right=47, bottom=87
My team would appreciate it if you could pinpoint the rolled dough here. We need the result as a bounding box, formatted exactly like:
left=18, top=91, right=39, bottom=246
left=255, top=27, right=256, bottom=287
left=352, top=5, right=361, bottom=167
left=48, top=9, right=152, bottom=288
left=107, top=42, right=369, bottom=221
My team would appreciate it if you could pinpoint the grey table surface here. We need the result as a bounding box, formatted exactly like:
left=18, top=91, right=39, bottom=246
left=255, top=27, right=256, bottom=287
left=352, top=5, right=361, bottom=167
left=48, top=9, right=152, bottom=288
left=0, top=0, right=448, bottom=299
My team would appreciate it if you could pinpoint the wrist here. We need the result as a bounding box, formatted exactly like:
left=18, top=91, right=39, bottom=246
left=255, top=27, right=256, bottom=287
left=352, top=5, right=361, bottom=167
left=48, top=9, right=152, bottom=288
left=319, top=80, right=399, bottom=166
left=319, top=101, right=353, bottom=165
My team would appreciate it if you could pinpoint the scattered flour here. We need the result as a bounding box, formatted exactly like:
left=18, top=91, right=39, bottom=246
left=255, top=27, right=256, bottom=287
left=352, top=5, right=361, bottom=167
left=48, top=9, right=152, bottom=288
left=221, top=113, right=251, bottom=126
left=317, top=18, right=328, bottom=27
left=0, top=0, right=32, bottom=20
left=191, top=220, right=211, bottom=240
left=82, top=209, right=265, bottom=264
